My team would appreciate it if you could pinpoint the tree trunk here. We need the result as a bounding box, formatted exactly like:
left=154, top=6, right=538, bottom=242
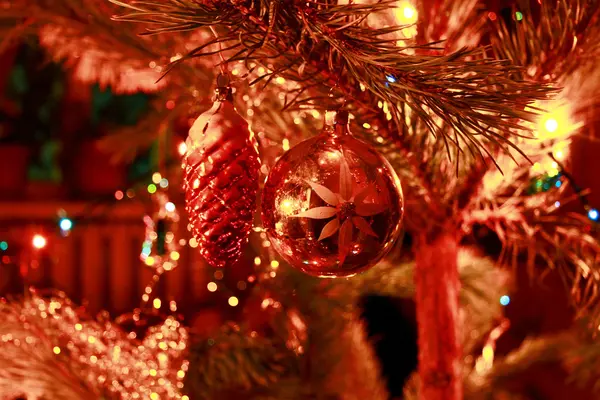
left=415, top=233, right=461, bottom=400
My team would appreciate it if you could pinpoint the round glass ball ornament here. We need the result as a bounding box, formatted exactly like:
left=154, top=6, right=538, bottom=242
left=261, top=111, right=404, bottom=277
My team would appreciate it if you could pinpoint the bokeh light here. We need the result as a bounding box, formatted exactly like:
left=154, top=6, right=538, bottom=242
left=228, top=296, right=239, bottom=307
left=59, top=218, right=73, bottom=232
left=32, top=234, right=47, bottom=249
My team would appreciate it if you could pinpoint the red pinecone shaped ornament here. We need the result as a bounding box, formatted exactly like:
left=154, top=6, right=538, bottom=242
left=183, top=83, right=260, bottom=268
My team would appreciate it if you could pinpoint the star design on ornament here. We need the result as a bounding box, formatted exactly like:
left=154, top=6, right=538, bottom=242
left=292, top=156, right=386, bottom=265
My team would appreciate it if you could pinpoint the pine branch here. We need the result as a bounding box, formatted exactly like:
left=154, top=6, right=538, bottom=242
left=466, top=332, right=579, bottom=399
left=110, top=0, right=550, bottom=161
left=463, top=183, right=600, bottom=328
left=185, top=325, right=302, bottom=400
left=2, top=0, right=211, bottom=94
left=489, top=0, right=600, bottom=83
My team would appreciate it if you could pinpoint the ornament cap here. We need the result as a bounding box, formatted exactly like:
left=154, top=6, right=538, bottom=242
left=215, top=74, right=233, bottom=102
left=331, top=109, right=350, bottom=137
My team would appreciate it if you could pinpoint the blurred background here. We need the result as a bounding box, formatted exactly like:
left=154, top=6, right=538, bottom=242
left=1, top=28, right=599, bottom=397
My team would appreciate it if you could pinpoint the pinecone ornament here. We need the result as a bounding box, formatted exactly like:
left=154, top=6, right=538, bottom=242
left=183, top=80, right=260, bottom=268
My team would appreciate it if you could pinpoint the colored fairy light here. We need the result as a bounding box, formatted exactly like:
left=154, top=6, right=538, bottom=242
left=544, top=118, right=558, bottom=133
left=386, top=75, right=397, bottom=83
left=152, top=172, right=162, bottom=184
left=0, top=241, right=7, bottom=251
left=228, top=296, right=239, bottom=307
left=153, top=298, right=162, bottom=309
left=165, top=202, right=176, bottom=212
left=53, top=346, right=61, bottom=355
left=59, top=218, right=73, bottom=232
left=499, top=295, right=510, bottom=306
left=207, top=282, right=217, bottom=292
left=403, top=5, right=415, bottom=19
left=555, top=180, right=562, bottom=188
left=515, top=11, right=523, bottom=21
left=147, top=184, right=157, bottom=194
left=588, top=208, right=599, bottom=221
left=115, top=190, right=124, bottom=200
left=555, top=201, right=561, bottom=208
left=554, top=149, right=565, bottom=160
left=32, top=234, right=47, bottom=249
left=159, top=178, right=169, bottom=188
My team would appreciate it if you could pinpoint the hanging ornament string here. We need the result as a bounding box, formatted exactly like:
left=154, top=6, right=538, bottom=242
left=209, top=25, right=229, bottom=75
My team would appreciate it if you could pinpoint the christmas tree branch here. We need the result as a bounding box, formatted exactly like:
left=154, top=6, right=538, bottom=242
left=489, top=0, right=600, bottom=83
left=463, top=185, right=600, bottom=328
left=2, top=0, right=211, bottom=93
left=185, top=326, right=302, bottom=400
left=465, top=332, right=579, bottom=399
left=111, top=0, right=550, bottom=162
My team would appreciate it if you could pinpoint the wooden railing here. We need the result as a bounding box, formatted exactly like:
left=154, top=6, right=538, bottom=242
left=0, top=201, right=212, bottom=316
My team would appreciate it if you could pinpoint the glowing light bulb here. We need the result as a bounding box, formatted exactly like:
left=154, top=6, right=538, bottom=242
left=544, top=118, right=558, bottom=133
left=165, top=202, right=176, bottom=212
left=588, top=208, right=599, bottom=221
left=153, top=298, right=162, bottom=309
left=228, top=296, right=239, bottom=307
left=554, top=149, right=564, bottom=160
left=207, top=282, right=217, bottom=292
left=0, top=241, right=7, bottom=251
left=59, top=218, right=73, bottom=232
left=32, top=234, right=47, bottom=249
left=403, top=5, right=415, bottom=19
left=499, top=295, right=510, bottom=306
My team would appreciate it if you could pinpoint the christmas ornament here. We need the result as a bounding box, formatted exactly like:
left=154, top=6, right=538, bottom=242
left=183, top=75, right=260, bottom=268
left=261, top=110, right=404, bottom=277
left=140, top=191, right=181, bottom=272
